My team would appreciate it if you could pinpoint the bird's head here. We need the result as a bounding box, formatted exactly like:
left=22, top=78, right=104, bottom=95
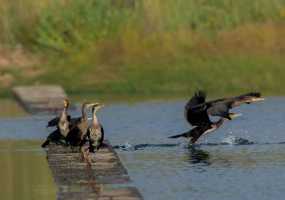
left=92, top=103, right=104, bottom=113
left=82, top=102, right=98, bottom=109
left=63, top=99, right=70, bottom=108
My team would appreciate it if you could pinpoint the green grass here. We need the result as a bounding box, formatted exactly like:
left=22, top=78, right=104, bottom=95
left=29, top=53, right=285, bottom=100
left=1, top=0, right=285, bottom=100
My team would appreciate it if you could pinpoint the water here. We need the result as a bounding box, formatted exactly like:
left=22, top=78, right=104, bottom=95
left=1, top=97, right=285, bottom=200
left=0, top=141, right=56, bottom=200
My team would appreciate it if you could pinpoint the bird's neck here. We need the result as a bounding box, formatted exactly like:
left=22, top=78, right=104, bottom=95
left=82, top=105, right=87, bottom=120
left=92, top=111, right=100, bottom=129
left=60, top=107, right=68, bottom=120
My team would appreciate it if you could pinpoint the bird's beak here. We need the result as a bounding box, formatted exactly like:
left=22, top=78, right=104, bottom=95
left=89, top=103, right=105, bottom=110
left=87, top=102, right=100, bottom=108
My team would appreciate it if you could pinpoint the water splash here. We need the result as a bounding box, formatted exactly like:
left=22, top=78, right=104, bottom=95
left=113, top=142, right=135, bottom=151
left=221, top=135, right=254, bottom=145
left=112, top=139, right=285, bottom=150
left=113, top=142, right=179, bottom=151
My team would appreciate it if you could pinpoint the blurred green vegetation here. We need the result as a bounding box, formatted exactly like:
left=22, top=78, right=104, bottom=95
left=1, top=0, right=285, bottom=98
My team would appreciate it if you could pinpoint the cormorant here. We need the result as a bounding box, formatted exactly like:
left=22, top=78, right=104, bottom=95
left=87, top=103, right=105, bottom=152
left=42, top=99, right=70, bottom=147
left=169, top=91, right=264, bottom=144
left=185, top=91, right=264, bottom=126
left=46, top=99, right=71, bottom=128
left=65, top=102, right=98, bottom=147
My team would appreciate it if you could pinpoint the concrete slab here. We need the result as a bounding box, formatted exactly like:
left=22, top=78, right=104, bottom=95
left=12, top=85, right=68, bottom=113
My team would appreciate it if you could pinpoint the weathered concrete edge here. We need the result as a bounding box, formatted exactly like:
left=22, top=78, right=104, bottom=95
left=46, top=140, right=144, bottom=200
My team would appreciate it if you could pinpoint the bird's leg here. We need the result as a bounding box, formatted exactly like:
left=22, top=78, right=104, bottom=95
left=85, top=149, right=92, bottom=167
left=80, top=146, right=85, bottom=161
left=80, top=146, right=92, bottom=166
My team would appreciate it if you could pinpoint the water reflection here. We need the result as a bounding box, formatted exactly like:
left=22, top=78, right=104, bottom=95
left=187, top=146, right=210, bottom=166
left=0, top=141, right=56, bottom=200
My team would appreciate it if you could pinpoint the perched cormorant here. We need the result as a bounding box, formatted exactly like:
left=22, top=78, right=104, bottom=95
left=87, top=103, right=105, bottom=152
left=65, top=102, right=98, bottom=147
left=169, top=91, right=264, bottom=144
left=42, top=99, right=70, bottom=147
left=46, top=99, right=71, bottom=128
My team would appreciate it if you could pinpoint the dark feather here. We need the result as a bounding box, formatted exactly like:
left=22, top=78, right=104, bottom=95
left=99, top=125, right=105, bottom=149
left=189, top=92, right=263, bottom=119
left=185, top=90, right=211, bottom=127
left=47, top=115, right=72, bottom=128
left=41, top=129, right=66, bottom=148
left=169, top=125, right=212, bottom=143
left=47, top=117, right=59, bottom=127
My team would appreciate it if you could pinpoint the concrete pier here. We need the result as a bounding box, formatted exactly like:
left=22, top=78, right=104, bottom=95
left=46, top=141, right=143, bottom=200
left=12, top=85, right=68, bottom=113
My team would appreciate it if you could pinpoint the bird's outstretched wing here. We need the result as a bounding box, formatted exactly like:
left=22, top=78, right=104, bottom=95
left=226, top=92, right=263, bottom=107
left=206, top=92, right=264, bottom=118
left=185, top=90, right=211, bottom=126
left=188, top=92, right=264, bottom=119
left=206, top=102, right=232, bottom=119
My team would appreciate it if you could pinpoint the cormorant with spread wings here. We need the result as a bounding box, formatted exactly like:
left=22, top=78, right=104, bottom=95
left=169, top=91, right=264, bottom=144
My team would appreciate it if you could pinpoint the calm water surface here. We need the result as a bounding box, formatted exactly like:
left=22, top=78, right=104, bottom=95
left=1, top=97, right=285, bottom=200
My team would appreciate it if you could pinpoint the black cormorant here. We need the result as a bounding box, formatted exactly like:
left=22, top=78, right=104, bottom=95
left=87, top=103, right=105, bottom=152
left=169, top=91, right=264, bottom=144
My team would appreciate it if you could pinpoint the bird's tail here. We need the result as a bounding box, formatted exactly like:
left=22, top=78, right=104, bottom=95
left=168, top=125, right=213, bottom=143
left=168, top=132, right=188, bottom=139
left=168, top=130, right=200, bottom=144
left=41, top=139, right=50, bottom=148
